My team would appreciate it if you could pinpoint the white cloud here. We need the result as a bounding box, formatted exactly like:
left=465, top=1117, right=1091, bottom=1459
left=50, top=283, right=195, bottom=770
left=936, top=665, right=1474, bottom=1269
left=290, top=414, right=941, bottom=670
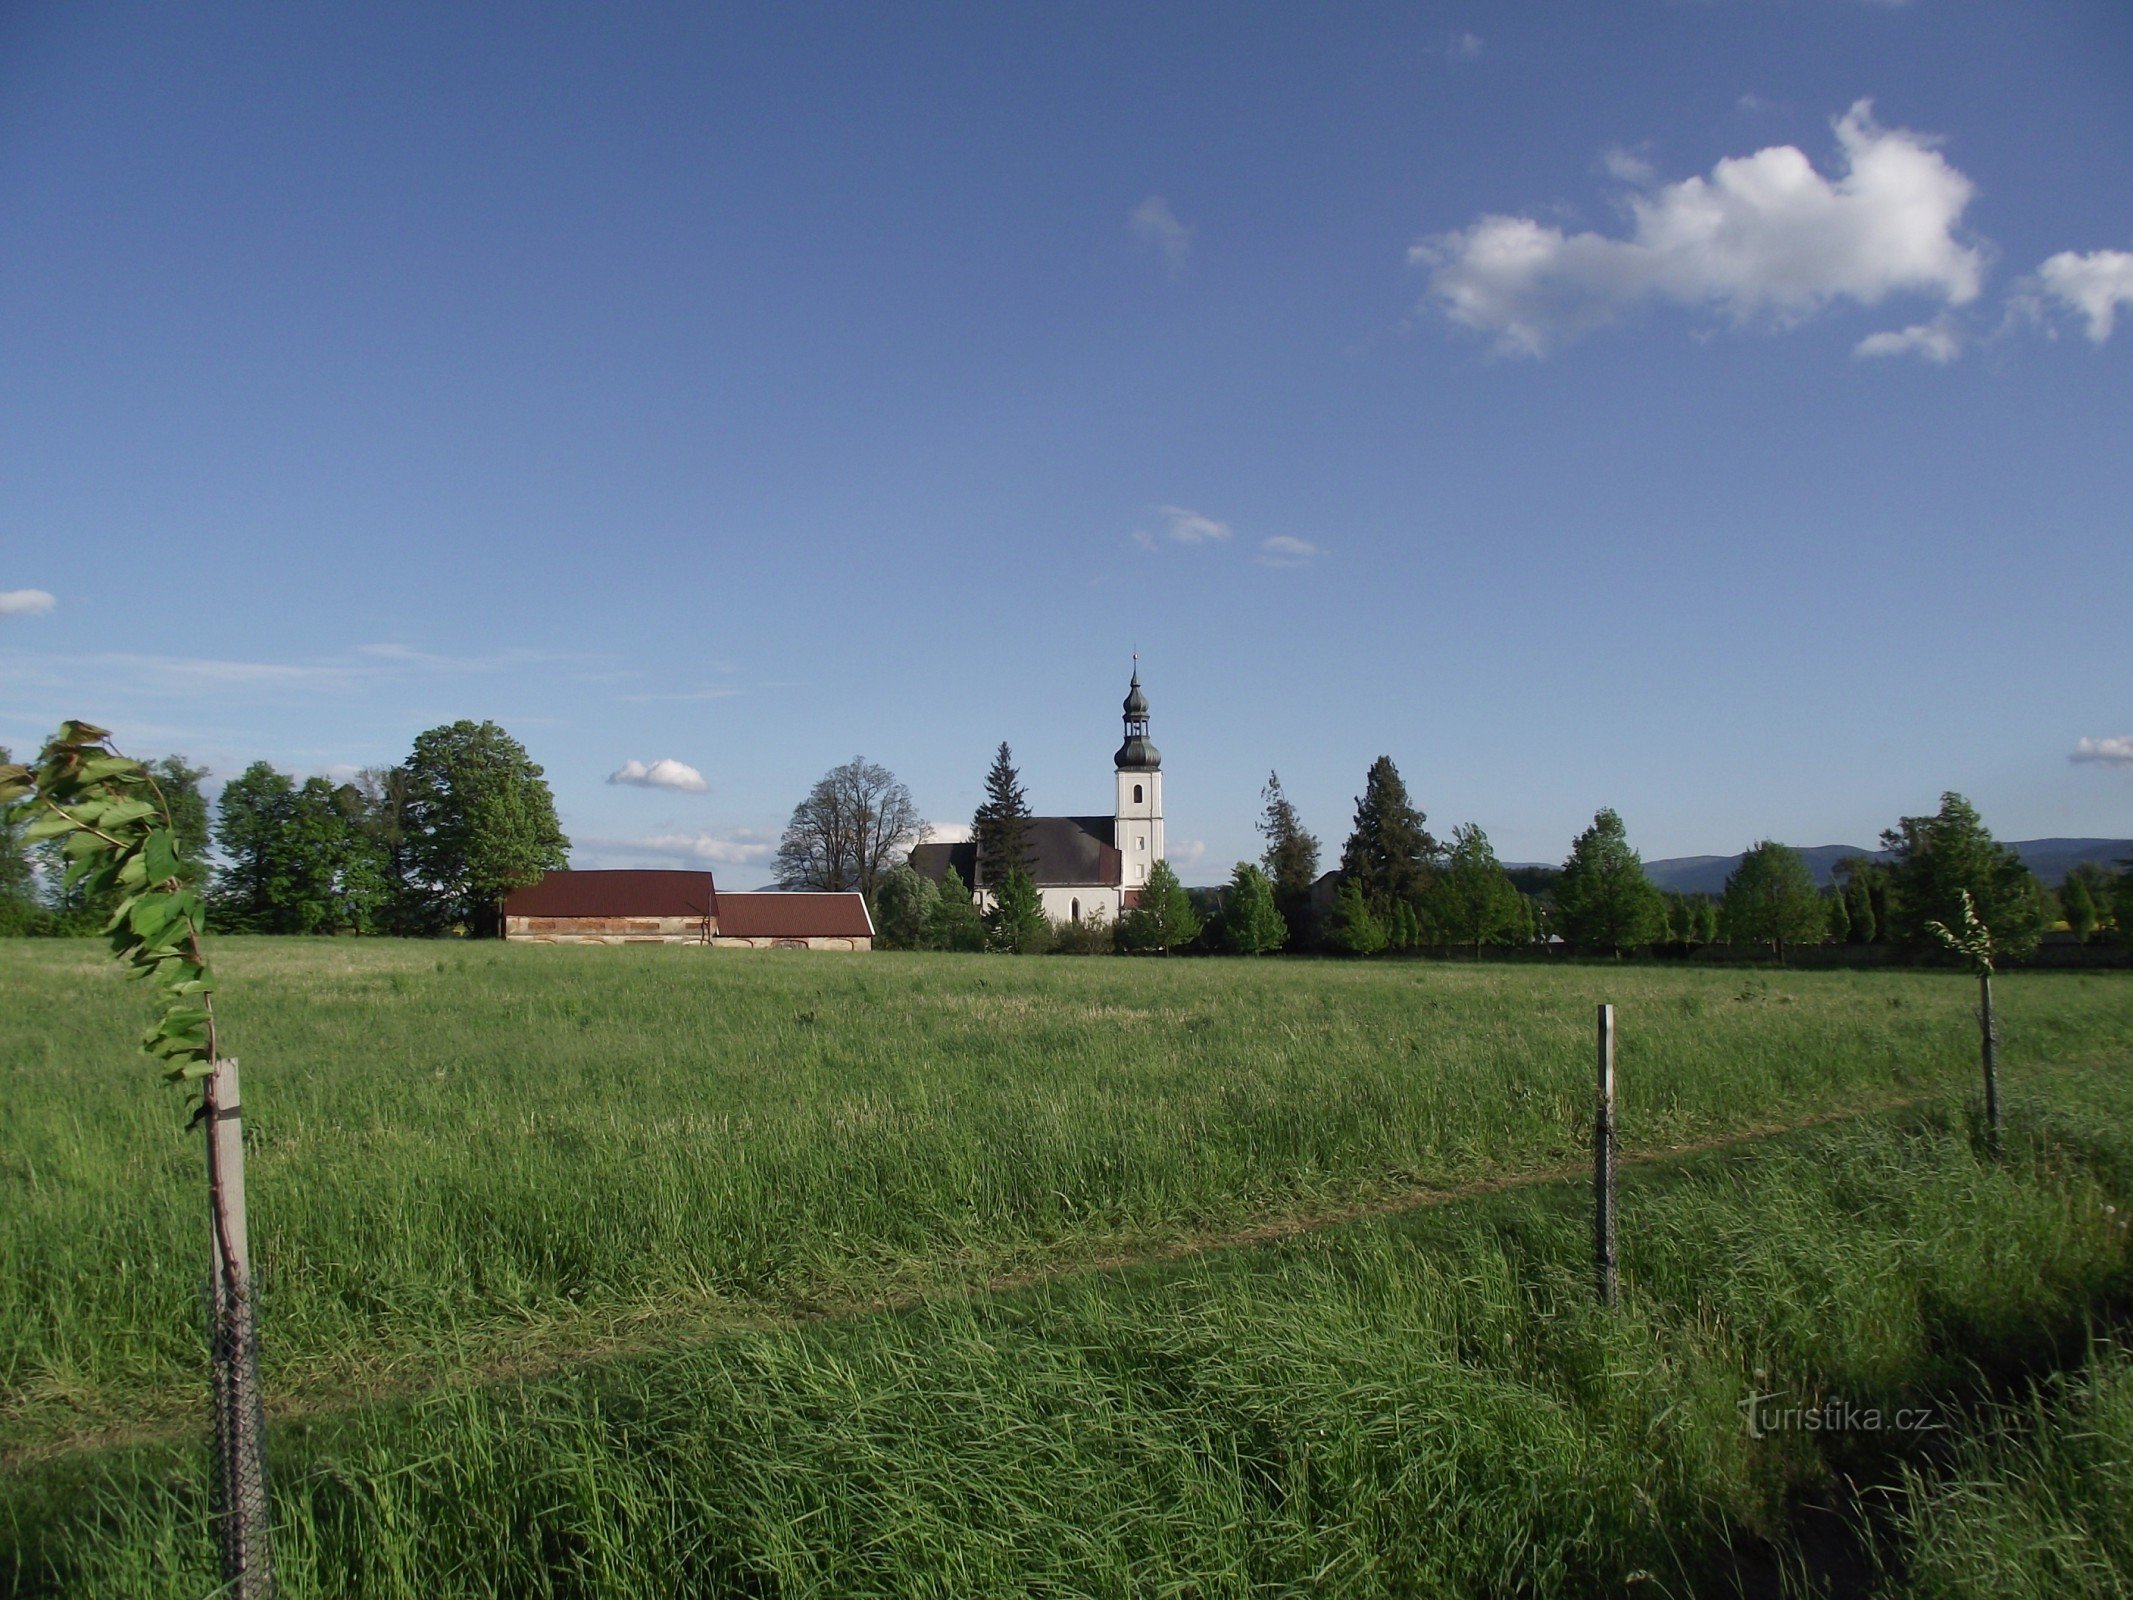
left=608, top=758, right=709, bottom=793
left=0, top=589, right=56, bottom=617
left=1854, top=319, right=1963, bottom=363
left=921, top=822, right=973, bottom=845
left=1256, top=536, right=1324, bottom=567
left=1131, top=196, right=1192, bottom=277
left=1447, top=31, right=1483, bottom=62
left=1168, top=839, right=1208, bottom=868
left=2070, top=736, right=2133, bottom=768
left=585, top=830, right=777, bottom=865
left=1414, top=101, right=1985, bottom=356
left=2035, top=249, right=2133, bottom=344
left=1601, top=146, right=1656, bottom=186
left=1155, top=505, right=1232, bottom=544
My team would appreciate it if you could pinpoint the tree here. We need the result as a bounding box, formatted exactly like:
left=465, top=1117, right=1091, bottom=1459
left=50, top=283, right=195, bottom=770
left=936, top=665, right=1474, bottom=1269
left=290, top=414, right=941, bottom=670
left=1720, top=841, right=1827, bottom=962
left=1257, top=771, right=1320, bottom=941
left=1880, top=793, right=2045, bottom=959
left=1338, top=757, right=1438, bottom=917
left=1429, top=823, right=1521, bottom=957
left=2115, top=869, right=2133, bottom=949
left=972, top=742, right=1034, bottom=893
left=1834, top=856, right=1883, bottom=944
left=986, top=865, right=1051, bottom=954
left=1118, top=859, right=1201, bottom=954
left=0, top=744, right=35, bottom=912
left=774, top=755, right=924, bottom=901
left=1323, top=878, right=1387, bottom=955
left=2060, top=873, right=2098, bottom=943
left=871, top=864, right=940, bottom=950
left=1826, top=889, right=1852, bottom=944
left=401, top=720, right=569, bottom=937
left=212, top=762, right=301, bottom=932
left=1555, top=808, right=1665, bottom=955
left=927, top=864, right=987, bottom=951
left=353, top=765, right=422, bottom=934
left=1219, top=862, right=1286, bottom=955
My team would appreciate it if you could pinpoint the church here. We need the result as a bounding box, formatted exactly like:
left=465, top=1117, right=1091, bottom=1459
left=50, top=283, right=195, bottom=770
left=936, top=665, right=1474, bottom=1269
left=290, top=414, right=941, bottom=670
left=907, top=668, right=1165, bottom=927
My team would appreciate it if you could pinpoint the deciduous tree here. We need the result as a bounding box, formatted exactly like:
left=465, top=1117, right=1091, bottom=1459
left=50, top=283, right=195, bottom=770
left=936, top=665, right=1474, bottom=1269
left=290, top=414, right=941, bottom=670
left=927, top=864, right=987, bottom=951
left=872, top=864, right=940, bottom=950
left=402, top=720, right=569, bottom=937
left=774, top=756, right=925, bottom=900
left=1323, top=877, right=1387, bottom=955
left=1119, top=859, right=1200, bottom=954
left=1879, top=793, right=2045, bottom=958
left=1720, top=840, right=1827, bottom=962
left=1430, top=823, right=1521, bottom=957
left=1218, top=862, right=1286, bottom=955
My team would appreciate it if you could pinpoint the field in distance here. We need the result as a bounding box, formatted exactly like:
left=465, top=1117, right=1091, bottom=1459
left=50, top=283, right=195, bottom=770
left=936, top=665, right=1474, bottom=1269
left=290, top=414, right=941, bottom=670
left=4, top=937, right=2129, bottom=1464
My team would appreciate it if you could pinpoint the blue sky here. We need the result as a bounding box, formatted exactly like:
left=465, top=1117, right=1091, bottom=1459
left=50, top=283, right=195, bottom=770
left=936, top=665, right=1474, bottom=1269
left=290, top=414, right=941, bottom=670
left=3, top=2, right=2128, bottom=884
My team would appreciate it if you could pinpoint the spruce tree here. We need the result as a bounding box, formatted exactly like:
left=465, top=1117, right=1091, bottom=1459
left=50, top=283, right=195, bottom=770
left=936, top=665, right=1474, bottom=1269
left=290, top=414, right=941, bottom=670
left=1257, top=771, right=1320, bottom=930
left=927, top=865, right=986, bottom=951
left=972, top=742, right=1034, bottom=893
left=986, top=865, right=1050, bottom=953
left=1220, top=862, right=1287, bottom=955
left=1338, top=756, right=1438, bottom=916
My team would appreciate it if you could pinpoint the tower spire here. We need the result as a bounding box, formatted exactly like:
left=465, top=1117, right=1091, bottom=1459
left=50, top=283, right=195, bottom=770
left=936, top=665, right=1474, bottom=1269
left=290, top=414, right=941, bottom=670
left=1115, top=661, right=1158, bottom=769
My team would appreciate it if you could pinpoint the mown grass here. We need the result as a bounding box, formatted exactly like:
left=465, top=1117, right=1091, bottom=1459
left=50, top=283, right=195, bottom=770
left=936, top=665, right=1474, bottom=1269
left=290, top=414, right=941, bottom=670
left=3, top=938, right=2129, bottom=1454
left=4, top=1064, right=2129, bottom=1597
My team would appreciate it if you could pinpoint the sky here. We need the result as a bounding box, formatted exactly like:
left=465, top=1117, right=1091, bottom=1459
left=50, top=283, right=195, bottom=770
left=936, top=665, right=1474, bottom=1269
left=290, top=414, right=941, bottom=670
left=2, top=1, right=2129, bottom=884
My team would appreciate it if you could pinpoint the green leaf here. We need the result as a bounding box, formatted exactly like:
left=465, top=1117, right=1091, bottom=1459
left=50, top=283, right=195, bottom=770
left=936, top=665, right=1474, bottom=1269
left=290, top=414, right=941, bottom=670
left=97, top=798, right=157, bottom=831
left=129, top=893, right=188, bottom=945
left=160, top=1006, right=212, bottom=1033
left=74, top=755, right=144, bottom=784
left=141, top=830, right=182, bottom=886
left=21, top=812, right=72, bottom=844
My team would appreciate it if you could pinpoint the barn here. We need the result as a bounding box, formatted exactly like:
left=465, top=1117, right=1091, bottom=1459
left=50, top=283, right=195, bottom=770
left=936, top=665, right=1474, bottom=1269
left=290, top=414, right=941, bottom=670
left=501, top=869, right=873, bottom=950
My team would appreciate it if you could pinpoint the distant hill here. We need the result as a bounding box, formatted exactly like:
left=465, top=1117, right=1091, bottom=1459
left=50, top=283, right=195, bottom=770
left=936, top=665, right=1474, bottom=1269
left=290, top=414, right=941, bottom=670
left=1639, top=840, right=2132, bottom=897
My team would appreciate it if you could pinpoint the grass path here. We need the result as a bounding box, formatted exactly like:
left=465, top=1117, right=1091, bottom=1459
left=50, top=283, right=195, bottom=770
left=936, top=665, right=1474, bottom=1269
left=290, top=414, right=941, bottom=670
left=0, top=1080, right=1955, bottom=1474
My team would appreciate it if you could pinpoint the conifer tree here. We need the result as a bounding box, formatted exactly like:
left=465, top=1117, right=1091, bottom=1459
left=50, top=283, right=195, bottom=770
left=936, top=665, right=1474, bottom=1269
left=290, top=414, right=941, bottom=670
left=1555, top=808, right=1665, bottom=955
left=2060, top=873, right=2097, bottom=943
left=986, top=864, right=1051, bottom=953
left=1324, top=878, right=1388, bottom=955
left=1257, top=771, right=1320, bottom=931
left=1827, top=888, right=1852, bottom=944
left=1338, top=756, right=1438, bottom=917
left=972, top=742, right=1033, bottom=893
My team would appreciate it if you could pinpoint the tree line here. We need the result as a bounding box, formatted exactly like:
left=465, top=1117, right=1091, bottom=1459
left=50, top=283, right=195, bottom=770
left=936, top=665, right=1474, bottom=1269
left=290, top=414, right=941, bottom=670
left=772, top=743, right=2131, bottom=961
left=0, top=722, right=567, bottom=938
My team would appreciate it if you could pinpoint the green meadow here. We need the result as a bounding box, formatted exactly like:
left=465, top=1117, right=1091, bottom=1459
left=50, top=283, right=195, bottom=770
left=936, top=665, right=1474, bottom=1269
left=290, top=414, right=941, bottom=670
left=3, top=939, right=2130, bottom=1595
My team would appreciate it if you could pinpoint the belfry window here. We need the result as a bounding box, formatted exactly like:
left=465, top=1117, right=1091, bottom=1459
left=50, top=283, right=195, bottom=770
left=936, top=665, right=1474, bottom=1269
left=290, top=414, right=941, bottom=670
left=1132, top=783, right=1143, bottom=803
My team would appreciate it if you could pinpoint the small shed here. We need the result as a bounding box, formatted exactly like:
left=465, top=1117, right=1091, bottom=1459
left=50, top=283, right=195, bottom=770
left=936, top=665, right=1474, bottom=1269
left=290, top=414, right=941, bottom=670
left=714, top=892, right=875, bottom=951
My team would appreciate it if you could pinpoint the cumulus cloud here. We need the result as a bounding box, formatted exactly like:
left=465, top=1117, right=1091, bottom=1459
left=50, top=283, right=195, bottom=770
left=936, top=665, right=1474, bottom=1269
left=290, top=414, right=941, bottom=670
left=1446, top=31, right=1483, bottom=61
left=1854, top=319, right=1963, bottom=363
left=2070, top=736, right=2133, bottom=768
left=921, top=822, right=973, bottom=845
left=2035, top=249, right=2133, bottom=343
left=1601, top=146, right=1657, bottom=185
left=1131, top=196, right=1192, bottom=277
left=0, top=589, right=56, bottom=617
left=608, top=758, right=709, bottom=793
left=1167, top=840, right=1208, bottom=869
left=1414, top=101, right=1985, bottom=356
left=1154, top=505, right=1232, bottom=544
left=1256, top=536, right=1324, bottom=567
left=586, top=830, right=776, bottom=865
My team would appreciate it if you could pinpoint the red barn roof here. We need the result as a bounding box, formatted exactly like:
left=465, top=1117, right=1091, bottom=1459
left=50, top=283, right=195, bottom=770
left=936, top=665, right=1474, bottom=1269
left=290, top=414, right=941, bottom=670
left=502, top=870, right=715, bottom=919
left=716, top=892, right=874, bottom=939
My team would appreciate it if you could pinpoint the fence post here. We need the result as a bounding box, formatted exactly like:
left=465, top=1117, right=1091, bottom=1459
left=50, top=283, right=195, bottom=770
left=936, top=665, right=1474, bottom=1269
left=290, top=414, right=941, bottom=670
left=1594, top=1004, right=1617, bottom=1309
left=204, top=1058, right=273, bottom=1599
left=1979, top=971, right=1999, bottom=1152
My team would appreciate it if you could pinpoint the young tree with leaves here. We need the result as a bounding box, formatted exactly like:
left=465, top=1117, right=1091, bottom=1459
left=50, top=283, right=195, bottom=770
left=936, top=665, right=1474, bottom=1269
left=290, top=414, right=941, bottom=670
left=401, top=720, right=569, bottom=937
left=1555, top=808, right=1665, bottom=955
left=872, top=864, right=940, bottom=950
left=1826, top=888, right=1852, bottom=944
left=926, top=864, right=987, bottom=951
left=986, top=865, right=1051, bottom=953
left=1218, top=861, right=1286, bottom=955
left=1429, top=822, right=1521, bottom=958
left=1720, top=840, right=1828, bottom=962
left=1118, top=859, right=1200, bottom=954
left=1338, top=756, right=1438, bottom=917
left=1323, top=877, right=1388, bottom=955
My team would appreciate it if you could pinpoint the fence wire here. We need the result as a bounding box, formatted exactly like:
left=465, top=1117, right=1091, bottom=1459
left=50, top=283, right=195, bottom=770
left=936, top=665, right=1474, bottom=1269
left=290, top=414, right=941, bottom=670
left=206, top=1272, right=274, bottom=1599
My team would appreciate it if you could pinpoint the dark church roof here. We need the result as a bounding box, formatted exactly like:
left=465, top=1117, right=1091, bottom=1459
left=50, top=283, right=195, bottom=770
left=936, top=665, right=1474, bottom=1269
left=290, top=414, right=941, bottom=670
left=909, top=816, right=1123, bottom=888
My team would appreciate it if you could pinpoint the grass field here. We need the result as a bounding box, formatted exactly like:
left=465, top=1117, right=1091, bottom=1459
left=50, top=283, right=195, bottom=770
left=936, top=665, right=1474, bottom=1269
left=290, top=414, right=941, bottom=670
left=3, top=939, right=2131, bottom=1595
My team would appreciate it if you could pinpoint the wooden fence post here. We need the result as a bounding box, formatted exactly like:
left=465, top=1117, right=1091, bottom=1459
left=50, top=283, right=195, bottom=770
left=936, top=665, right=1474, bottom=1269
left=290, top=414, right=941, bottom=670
left=204, top=1058, right=273, bottom=1599
left=1595, top=1005, right=1617, bottom=1309
left=1978, top=971, right=1999, bottom=1151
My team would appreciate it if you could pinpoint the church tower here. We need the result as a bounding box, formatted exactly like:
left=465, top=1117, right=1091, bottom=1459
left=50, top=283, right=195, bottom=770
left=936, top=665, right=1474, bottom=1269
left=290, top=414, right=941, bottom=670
left=1113, top=665, right=1163, bottom=887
